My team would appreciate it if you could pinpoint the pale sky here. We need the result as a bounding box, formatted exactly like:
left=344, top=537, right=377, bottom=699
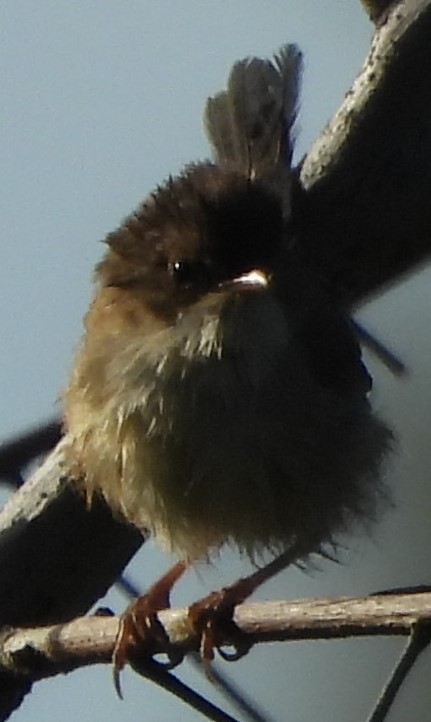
left=1, top=3, right=430, bottom=722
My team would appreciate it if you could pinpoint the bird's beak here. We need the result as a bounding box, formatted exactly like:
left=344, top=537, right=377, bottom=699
left=221, top=269, right=270, bottom=292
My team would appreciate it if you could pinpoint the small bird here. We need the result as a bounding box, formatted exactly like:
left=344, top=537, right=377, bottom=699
left=64, top=45, right=392, bottom=661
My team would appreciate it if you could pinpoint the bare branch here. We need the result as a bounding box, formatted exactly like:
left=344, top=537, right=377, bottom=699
left=0, top=420, right=61, bottom=486
left=0, top=439, right=143, bottom=629
left=0, top=439, right=144, bottom=718
left=367, top=621, right=431, bottom=722
left=299, top=0, right=431, bottom=306
left=4, top=589, right=428, bottom=722
left=1, top=590, right=431, bottom=683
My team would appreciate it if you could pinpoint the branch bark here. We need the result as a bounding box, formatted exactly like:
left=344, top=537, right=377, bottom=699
left=1, top=590, right=430, bottom=682
left=299, top=0, right=431, bottom=306
left=0, top=440, right=143, bottom=719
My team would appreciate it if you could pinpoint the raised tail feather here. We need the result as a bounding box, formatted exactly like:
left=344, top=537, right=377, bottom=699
left=205, top=43, right=302, bottom=208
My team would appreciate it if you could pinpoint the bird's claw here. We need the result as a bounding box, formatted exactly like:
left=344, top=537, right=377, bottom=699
left=112, top=560, right=187, bottom=698
left=188, top=580, right=253, bottom=676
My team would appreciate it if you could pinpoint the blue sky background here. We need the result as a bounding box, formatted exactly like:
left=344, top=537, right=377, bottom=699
left=1, top=2, right=431, bottom=721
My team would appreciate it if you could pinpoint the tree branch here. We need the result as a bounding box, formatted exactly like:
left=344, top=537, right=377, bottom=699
left=299, top=0, right=431, bottom=306
left=0, top=438, right=143, bottom=629
left=0, top=439, right=143, bottom=720
left=0, top=420, right=61, bottom=486
left=1, top=590, right=430, bottom=682
left=367, top=621, right=431, bottom=722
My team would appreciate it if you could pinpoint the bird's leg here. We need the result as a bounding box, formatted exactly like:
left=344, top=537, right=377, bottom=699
left=113, top=559, right=187, bottom=696
left=188, top=548, right=301, bottom=671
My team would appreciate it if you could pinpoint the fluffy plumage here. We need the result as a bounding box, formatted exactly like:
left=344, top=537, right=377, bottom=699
left=64, top=44, right=392, bottom=564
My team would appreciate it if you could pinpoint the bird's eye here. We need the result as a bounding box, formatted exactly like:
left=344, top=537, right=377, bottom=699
left=168, top=259, right=211, bottom=290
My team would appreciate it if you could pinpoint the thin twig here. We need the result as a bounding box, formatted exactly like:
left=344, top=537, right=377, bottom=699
left=127, top=658, right=241, bottom=722
left=367, top=621, right=431, bottom=722
left=2, top=591, right=431, bottom=677
left=2, top=590, right=431, bottom=722
left=188, top=655, right=274, bottom=722
left=352, top=321, right=407, bottom=376
left=0, top=420, right=61, bottom=480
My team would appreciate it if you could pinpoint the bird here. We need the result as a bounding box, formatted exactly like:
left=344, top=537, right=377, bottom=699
left=64, top=44, right=392, bottom=671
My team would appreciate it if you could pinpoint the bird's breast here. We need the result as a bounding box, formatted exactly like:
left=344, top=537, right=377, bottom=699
left=67, top=292, right=391, bottom=561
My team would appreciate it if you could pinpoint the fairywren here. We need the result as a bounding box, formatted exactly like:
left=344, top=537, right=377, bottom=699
left=65, top=45, right=391, bottom=574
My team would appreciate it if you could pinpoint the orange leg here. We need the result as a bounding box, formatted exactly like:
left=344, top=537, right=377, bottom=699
left=113, top=559, right=187, bottom=697
left=189, top=549, right=301, bottom=672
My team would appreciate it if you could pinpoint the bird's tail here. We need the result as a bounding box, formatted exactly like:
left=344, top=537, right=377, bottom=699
left=204, top=44, right=302, bottom=215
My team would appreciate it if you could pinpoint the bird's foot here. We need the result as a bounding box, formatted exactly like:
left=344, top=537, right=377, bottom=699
left=188, top=551, right=299, bottom=673
left=112, top=559, right=187, bottom=697
left=188, top=575, right=255, bottom=676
